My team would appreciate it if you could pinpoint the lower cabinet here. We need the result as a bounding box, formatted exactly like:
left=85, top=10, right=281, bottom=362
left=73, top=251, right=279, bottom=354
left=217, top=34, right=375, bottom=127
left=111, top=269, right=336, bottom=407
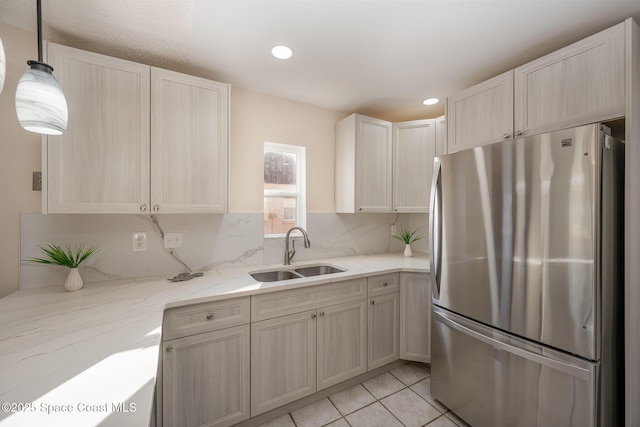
left=251, top=300, right=368, bottom=415
left=161, top=272, right=424, bottom=424
left=399, top=273, right=431, bottom=363
left=368, top=292, right=400, bottom=370
left=317, top=300, right=368, bottom=390
left=162, top=325, right=250, bottom=427
left=251, top=310, right=317, bottom=415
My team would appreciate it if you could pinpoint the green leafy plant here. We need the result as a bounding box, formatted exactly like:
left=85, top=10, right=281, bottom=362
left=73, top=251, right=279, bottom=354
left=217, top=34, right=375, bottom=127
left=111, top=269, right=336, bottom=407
left=25, top=243, right=99, bottom=268
left=393, top=226, right=422, bottom=245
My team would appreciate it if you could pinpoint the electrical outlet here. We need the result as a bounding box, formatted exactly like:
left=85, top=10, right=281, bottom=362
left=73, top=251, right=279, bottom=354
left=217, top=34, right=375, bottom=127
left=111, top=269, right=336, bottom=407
left=391, top=225, right=397, bottom=236
left=133, top=232, right=147, bottom=251
left=164, top=232, right=183, bottom=249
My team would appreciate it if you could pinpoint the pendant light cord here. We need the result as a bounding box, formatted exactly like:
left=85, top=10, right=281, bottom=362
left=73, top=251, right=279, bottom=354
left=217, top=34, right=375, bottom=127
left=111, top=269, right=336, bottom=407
left=36, top=0, right=43, bottom=62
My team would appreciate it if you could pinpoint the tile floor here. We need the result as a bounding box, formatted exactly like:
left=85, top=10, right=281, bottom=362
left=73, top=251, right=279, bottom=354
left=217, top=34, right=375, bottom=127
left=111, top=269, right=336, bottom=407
left=257, top=362, right=471, bottom=427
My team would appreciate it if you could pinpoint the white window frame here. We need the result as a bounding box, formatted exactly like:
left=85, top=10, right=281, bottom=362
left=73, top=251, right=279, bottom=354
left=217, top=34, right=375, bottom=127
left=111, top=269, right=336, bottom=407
left=264, top=142, right=306, bottom=238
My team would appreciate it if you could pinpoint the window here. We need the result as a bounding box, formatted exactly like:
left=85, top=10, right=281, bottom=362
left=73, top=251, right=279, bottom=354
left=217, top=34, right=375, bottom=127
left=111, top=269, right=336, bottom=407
left=263, top=142, right=306, bottom=237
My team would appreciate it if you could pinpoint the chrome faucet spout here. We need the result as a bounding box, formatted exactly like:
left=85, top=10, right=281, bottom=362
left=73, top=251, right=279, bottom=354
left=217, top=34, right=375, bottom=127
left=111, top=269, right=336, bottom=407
left=284, top=226, right=311, bottom=265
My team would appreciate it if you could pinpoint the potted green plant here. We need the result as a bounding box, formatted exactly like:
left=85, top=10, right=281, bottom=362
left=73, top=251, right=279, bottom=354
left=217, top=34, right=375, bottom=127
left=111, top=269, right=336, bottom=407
left=393, top=226, right=422, bottom=257
left=25, top=243, right=99, bottom=291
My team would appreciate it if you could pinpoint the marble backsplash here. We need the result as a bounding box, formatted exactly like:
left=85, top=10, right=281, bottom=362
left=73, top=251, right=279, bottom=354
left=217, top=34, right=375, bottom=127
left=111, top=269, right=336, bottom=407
left=20, top=212, right=429, bottom=289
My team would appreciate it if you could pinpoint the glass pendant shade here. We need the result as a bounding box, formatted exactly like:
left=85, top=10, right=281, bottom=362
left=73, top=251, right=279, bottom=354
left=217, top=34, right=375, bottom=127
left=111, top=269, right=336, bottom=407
left=15, top=61, right=68, bottom=135
left=0, top=38, right=6, bottom=94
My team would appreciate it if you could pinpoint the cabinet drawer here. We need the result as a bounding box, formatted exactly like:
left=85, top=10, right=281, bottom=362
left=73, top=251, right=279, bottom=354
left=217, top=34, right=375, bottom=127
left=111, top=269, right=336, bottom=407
left=367, top=273, right=399, bottom=297
left=163, top=297, right=250, bottom=340
left=251, top=278, right=367, bottom=321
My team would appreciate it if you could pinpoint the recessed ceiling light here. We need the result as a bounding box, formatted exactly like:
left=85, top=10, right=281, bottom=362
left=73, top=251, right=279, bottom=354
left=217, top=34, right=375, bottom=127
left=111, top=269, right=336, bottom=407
left=272, top=45, right=293, bottom=60
left=423, top=98, right=439, bottom=106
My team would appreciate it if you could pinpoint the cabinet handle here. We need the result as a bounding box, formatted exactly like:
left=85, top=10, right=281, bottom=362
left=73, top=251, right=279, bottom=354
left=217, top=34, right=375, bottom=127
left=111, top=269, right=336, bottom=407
left=319, top=311, right=325, bottom=317
left=166, top=345, right=173, bottom=352
left=502, top=133, right=511, bottom=139
left=358, top=208, right=363, bottom=211
left=311, top=313, right=317, bottom=319
left=206, top=314, right=213, bottom=320
left=153, top=204, right=160, bottom=212
left=515, top=130, right=523, bottom=137
left=140, top=204, right=147, bottom=212
left=383, top=282, right=388, bottom=287
left=370, top=300, right=375, bottom=305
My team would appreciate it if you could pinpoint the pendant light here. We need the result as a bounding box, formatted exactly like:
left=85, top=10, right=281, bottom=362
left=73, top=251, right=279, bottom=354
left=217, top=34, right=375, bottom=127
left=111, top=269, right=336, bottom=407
left=15, top=0, right=68, bottom=135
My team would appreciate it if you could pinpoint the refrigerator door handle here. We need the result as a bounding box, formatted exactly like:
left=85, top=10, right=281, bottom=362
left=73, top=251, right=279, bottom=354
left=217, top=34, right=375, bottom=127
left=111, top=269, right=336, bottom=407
left=429, top=158, right=442, bottom=299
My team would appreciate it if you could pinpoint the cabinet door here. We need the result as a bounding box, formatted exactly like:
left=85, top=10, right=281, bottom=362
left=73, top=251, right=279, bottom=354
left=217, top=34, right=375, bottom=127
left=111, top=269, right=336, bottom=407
left=392, top=119, right=436, bottom=212
left=400, top=273, right=431, bottom=363
left=435, top=115, right=447, bottom=157
left=356, top=115, right=393, bottom=212
left=151, top=67, right=229, bottom=213
left=163, top=325, right=250, bottom=427
left=514, top=22, right=625, bottom=137
left=45, top=43, right=150, bottom=213
left=251, top=311, right=317, bottom=415
left=447, top=70, right=514, bottom=153
left=368, top=293, right=400, bottom=370
left=317, top=300, right=367, bottom=390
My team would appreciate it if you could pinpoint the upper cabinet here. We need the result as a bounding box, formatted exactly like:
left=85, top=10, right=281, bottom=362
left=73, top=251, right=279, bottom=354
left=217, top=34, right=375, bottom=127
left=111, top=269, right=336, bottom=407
left=435, top=115, right=447, bottom=157
left=336, top=114, right=436, bottom=213
left=514, top=22, right=625, bottom=136
left=45, top=43, right=151, bottom=213
left=44, top=43, right=229, bottom=214
left=151, top=68, right=228, bottom=213
left=392, top=119, right=436, bottom=212
left=446, top=70, right=514, bottom=153
left=446, top=21, right=625, bottom=153
left=336, top=114, right=393, bottom=213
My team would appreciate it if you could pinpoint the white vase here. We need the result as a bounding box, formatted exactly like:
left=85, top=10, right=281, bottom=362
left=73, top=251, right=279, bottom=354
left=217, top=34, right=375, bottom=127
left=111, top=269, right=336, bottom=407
left=64, top=267, right=83, bottom=292
left=404, top=244, right=413, bottom=257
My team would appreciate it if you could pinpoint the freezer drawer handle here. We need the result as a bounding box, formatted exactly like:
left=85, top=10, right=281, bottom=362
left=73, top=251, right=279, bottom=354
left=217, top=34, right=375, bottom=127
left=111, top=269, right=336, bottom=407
left=433, top=308, right=592, bottom=381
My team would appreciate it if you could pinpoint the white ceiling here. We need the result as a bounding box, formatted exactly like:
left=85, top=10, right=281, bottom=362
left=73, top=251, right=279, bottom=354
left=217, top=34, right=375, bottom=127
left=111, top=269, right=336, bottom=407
left=2, top=0, right=640, bottom=121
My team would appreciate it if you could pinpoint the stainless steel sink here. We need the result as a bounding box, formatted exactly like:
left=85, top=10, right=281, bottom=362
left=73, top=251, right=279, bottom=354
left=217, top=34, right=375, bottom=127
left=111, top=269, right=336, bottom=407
left=249, top=270, right=303, bottom=282
left=294, top=265, right=345, bottom=277
left=249, top=264, right=346, bottom=282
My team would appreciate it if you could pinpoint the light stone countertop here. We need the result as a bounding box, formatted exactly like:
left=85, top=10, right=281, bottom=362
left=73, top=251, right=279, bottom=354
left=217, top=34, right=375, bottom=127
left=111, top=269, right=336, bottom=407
left=0, top=252, right=429, bottom=427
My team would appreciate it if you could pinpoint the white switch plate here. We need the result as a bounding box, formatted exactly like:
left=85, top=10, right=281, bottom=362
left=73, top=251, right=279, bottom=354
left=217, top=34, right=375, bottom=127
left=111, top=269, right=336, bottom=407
left=164, top=232, right=183, bottom=249
left=390, top=225, right=397, bottom=236
left=133, top=232, right=147, bottom=251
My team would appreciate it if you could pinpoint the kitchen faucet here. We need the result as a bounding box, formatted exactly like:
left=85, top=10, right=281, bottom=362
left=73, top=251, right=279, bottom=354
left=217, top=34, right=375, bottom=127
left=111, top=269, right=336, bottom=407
left=284, top=226, right=311, bottom=265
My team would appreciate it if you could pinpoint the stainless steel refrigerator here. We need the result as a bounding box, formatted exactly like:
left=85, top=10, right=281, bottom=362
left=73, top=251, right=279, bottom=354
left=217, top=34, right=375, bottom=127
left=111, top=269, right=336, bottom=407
left=429, top=123, right=624, bottom=427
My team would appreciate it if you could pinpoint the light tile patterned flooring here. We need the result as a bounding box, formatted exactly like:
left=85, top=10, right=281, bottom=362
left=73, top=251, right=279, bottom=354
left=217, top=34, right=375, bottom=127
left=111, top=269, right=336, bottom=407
left=257, top=362, right=471, bottom=427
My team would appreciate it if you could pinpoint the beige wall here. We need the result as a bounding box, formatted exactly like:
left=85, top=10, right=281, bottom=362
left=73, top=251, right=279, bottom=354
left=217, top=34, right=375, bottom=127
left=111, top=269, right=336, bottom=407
left=230, top=87, right=346, bottom=213
left=0, top=23, right=41, bottom=298
left=0, top=23, right=346, bottom=297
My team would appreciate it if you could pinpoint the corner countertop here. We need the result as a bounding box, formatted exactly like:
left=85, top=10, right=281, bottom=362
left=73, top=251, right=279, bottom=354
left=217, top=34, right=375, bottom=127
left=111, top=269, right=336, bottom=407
left=0, top=252, right=428, bottom=427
